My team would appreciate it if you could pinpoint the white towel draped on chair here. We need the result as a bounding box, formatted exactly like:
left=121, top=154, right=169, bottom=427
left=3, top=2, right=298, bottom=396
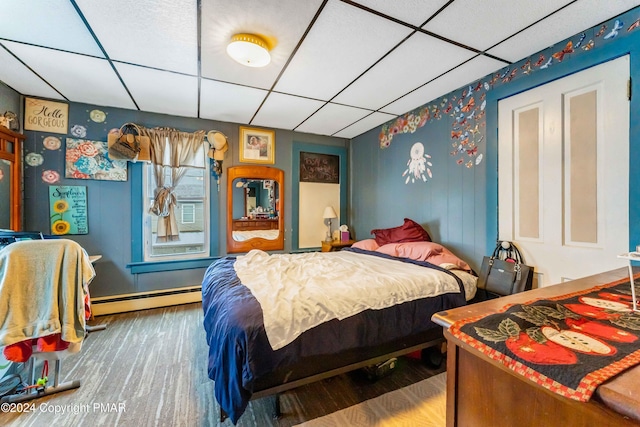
left=0, top=239, right=95, bottom=349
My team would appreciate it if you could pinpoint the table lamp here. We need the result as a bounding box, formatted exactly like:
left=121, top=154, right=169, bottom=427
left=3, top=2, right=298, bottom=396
left=323, top=206, right=337, bottom=242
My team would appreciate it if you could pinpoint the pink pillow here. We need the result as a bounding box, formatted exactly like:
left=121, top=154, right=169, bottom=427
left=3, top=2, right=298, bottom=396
left=351, top=239, right=380, bottom=251
left=376, top=241, right=440, bottom=259
left=370, top=218, right=431, bottom=246
left=375, top=243, right=400, bottom=257
left=378, top=241, right=472, bottom=272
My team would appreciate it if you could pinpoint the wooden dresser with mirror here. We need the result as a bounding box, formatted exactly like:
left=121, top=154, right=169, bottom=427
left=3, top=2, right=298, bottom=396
left=227, top=165, right=284, bottom=253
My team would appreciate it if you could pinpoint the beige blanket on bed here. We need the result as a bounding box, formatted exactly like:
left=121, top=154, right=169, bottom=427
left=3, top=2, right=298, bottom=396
left=0, top=239, right=95, bottom=347
left=235, top=249, right=471, bottom=350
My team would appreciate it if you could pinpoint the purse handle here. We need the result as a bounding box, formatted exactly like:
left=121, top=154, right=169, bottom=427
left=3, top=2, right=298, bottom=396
left=119, top=122, right=142, bottom=136
left=491, top=240, right=526, bottom=264
left=118, top=123, right=142, bottom=152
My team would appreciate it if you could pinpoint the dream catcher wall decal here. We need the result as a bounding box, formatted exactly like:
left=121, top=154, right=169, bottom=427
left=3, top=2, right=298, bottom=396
left=402, top=142, right=432, bottom=184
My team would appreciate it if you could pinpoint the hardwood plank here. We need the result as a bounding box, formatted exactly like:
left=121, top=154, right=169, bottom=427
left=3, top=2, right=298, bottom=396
left=0, top=303, right=443, bottom=426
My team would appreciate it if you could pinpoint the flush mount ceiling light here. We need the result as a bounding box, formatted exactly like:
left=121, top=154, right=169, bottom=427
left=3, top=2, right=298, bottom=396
left=226, top=33, right=271, bottom=67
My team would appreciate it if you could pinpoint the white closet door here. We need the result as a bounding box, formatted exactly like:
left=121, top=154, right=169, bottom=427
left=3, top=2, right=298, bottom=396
left=498, top=55, right=629, bottom=287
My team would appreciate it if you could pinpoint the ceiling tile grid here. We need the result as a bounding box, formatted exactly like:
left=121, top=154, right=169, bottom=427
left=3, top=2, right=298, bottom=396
left=75, top=0, right=199, bottom=75
left=0, top=47, right=64, bottom=101
left=0, top=0, right=638, bottom=138
left=295, top=102, right=372, bottom=136
left=273, top=0, right=414, bottom=100
left=200, top=0, right=323, bottom=90
left=2, top=41, right=136, bottom=109
left=424, top=0, right=576, bottom=51
left=115, top=63, right=199, bottom=118
left=251, top=92, right=326, bottom=131
left=351, top=0, right=452, bottom=27
left=334, top=110, right=397, bottom=138
left=487, top=0, right=640, bottom=62
left=0, top=0, right=103, bottom=56
left=200, top=79, right=268, bottom=124
left=332, top=31, right=476, bottom=110
left=381, top=54, right=506, bottom=115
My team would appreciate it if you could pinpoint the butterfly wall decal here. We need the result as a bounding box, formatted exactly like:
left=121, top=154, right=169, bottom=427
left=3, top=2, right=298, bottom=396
left=552, top=41, right=574, bottom=62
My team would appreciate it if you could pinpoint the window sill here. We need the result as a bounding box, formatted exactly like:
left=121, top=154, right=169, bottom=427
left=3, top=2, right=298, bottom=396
left=127, top=257, right=219, bottom=274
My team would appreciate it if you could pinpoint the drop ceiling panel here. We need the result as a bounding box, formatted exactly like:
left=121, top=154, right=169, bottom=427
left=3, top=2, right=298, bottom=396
left=251, top=92, right=325, bottom=130
left=350, top=0, right=451, bottom=26
left=381, top=55, right=504, bottom=115
left=0, top=46, right=64, bottom=100
left=275, top=0, right=413, bottom=100
left=488, top=0, right=640, bottom=62
left=3, top=41, right=135, bottom=109
left=75, top=0, right=198, bottom=75
left=334, top=111, right=397, bottom=139
left=424, top=0, right=575, bottom=51
left=295, top=103, right=371, bottom=136
left=201, top=0, right=323, bottom=89
left=333, top=32, right=476, bottom=110
left=200, top=79, right=268, bottom=124
left=0, top=1, right=636, bottom=139
left=0, top=0, right=102, bottom=56
left=115, top=63, right=198, bottom=118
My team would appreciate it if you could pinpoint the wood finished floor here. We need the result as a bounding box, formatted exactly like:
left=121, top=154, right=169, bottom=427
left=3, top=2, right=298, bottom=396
left=0, top=303, right=444, bottom=427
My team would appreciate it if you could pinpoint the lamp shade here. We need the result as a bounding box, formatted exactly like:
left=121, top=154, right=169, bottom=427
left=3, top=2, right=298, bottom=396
left=323, top=206, right=337, bottom=219
left=226, top=33, right=271, bottom=67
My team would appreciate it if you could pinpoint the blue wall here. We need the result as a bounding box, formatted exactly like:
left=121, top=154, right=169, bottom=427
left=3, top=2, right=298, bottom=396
left=21, top=101, right=347, bottom=298
left=350, top=7, right=640, bottom=272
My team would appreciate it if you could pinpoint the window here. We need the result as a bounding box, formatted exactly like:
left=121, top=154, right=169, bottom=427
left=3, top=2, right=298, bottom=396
left=142, top=152, right=209, bottom=261
left=181, top=203, right=196, bottom=224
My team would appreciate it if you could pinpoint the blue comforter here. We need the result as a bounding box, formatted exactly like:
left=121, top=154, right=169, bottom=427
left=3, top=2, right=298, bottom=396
left=201, top=248, right=466, bottom=423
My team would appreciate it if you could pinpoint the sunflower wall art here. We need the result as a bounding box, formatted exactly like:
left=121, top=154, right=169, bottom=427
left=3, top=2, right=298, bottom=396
left=49, top=185, right=88, bottom=235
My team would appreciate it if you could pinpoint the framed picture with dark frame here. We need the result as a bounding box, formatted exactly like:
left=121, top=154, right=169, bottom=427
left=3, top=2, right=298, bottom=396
left=239, top=126, right=275, bottom=164
left=299, top=152, right=339, bottom=183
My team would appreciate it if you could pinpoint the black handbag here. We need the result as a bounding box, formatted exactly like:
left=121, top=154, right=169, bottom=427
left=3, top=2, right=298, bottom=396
left=477, top=241, right=534, bottom=298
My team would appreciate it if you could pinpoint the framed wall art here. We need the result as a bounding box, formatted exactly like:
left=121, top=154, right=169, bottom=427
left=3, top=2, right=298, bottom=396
left=299, top=152, right=340, bottom=183
left=239, top=126, right=275, bottom=164
left=24, top=97, right=69, bottom=134
left=49, top=185, right=88, bottom=235
left=65, top=138, right=127, bottom=181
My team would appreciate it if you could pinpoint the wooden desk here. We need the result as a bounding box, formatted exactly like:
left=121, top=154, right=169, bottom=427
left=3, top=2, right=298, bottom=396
left=433, top=267, right=640, bottom=427
left=321, top=239, right=355, bottom=252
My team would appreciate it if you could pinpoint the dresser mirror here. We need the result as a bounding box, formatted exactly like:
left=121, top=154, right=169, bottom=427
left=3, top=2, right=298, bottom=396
left=227, top=166, right=284, bottom=253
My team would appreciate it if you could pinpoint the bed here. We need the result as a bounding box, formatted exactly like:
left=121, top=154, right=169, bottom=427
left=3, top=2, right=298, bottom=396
left=202, top=227, right=477, bottom=423
left=231, top=229, right=280, bottom=242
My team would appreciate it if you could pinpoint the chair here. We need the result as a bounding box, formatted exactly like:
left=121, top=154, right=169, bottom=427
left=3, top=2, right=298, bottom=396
left=0, top=237, right=95, bottom=403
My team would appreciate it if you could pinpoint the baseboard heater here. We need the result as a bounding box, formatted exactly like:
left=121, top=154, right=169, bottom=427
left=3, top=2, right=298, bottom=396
left=90, top=285, right=202, bottom=316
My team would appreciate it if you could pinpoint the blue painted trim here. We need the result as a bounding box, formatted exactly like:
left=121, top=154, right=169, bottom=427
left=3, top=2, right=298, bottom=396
left=127, top=257, right=219, bottom=274
left=130, top=163, right=144, bottom=262
left=129, top=161, right=221, bottom=270
left=292, top=143, right=348, bottom=252
left=208, top=163, right=220, bottom=255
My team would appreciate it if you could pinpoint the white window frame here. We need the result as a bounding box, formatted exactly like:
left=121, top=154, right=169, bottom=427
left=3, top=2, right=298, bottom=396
left=142, top=144, right=209, bottom=262
left=181, top=203, right=196, bottom=224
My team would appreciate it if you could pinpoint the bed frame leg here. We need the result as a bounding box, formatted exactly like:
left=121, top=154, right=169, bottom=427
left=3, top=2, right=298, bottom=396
left=271, top=393, right=282, bottom=419
left=422, top=339, right=446, bottom=368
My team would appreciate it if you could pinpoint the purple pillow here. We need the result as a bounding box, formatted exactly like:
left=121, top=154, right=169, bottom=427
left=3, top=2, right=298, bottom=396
left=370, top=218, right=431, bottom=246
